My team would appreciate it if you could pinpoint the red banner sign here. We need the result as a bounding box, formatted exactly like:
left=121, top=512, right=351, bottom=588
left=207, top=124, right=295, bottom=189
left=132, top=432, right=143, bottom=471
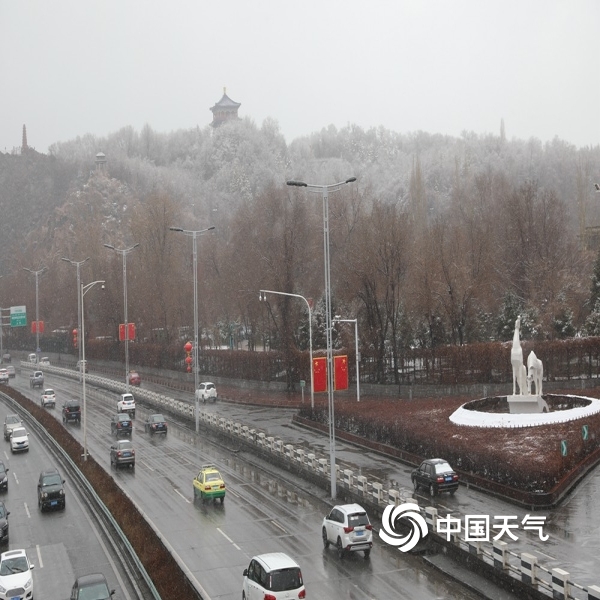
left=334, top=355, right=349, bottom=391
left=119, top=323, right=136, bottom=341
left=313, top=357, right=327, bottom=393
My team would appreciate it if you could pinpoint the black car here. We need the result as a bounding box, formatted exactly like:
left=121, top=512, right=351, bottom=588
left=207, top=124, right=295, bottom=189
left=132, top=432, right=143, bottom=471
left=144, top=414, right=167, bottom=435
left=71, top=573, right=115, bottom=599
left=111, top=413, right=133, bottom=437
left=38, top=467, right=66, bottom=511
left=0, top=461, right=8, bottom=492
left=0, top=501, right=9, bottom=544
left=412, top=458, right=459, bottom=496
left=62, top=400, right=81, bottom=424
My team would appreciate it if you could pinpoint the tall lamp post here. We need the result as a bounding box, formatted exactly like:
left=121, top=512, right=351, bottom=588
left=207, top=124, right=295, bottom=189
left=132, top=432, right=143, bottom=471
left=103, top=243, right=139, bottom=392
left=287, top=177, right=356, bottom=499
left=23, top=266, right=48, bottom=361
left=61, top=257, right=90, bottom=380
left=81, top=279, right=105, bottom=461
left=259, top=289, right=314, bottom=409
left=169, top=225, right=215, bottom=433
left=333, top=316, right=360, bottom=402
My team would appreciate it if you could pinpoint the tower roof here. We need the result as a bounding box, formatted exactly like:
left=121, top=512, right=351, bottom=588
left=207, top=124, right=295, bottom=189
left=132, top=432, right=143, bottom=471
left=210, top=87, right=241, bottom=113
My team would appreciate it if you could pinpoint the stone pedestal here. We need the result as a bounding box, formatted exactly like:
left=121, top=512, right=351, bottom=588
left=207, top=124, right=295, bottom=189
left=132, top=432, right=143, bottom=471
left=507, top=395, right=548, bottom=414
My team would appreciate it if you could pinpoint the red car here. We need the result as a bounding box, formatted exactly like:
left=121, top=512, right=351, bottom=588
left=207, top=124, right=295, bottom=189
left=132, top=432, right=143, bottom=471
left=128, top=371, right=141, bottom=386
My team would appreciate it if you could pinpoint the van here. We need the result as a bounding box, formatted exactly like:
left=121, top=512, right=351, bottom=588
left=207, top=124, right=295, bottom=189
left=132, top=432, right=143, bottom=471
left=28, top=353, right=37, bottom=363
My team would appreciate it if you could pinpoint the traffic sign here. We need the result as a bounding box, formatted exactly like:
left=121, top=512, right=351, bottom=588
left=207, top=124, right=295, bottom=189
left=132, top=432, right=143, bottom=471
left=561, top=440, right=568, bottom=456
left=582, top=425, right=589, bottom=441
left=10, top=306, right=26, bottom=327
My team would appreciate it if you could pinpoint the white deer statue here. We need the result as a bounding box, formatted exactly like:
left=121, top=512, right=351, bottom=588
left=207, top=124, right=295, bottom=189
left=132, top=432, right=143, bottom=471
left=527, top=350, right=544, bottom=396
left=511, top=316, right=527, bottom=395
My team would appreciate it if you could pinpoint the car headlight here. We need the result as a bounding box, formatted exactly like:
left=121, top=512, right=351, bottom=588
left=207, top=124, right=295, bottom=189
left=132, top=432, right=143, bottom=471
left=59, top=490, right=64, bottom=496
left=24, top=576, right=32, bottom=589
left=0, top=476, right=6, bottom=483
left=0, top=583, right=6, bottom=593
left=42, top=492, right=48, bottom=499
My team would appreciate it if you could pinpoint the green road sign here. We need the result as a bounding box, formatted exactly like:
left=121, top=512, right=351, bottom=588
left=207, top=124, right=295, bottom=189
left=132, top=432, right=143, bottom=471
left=582, top=425, right=589, bottom=441
left=10, top=306, right=26, bottom=327
left=561, top=440, right=568, bottom=456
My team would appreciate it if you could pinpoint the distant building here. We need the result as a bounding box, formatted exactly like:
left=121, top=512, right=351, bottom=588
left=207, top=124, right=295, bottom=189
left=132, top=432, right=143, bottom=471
left=22, top=124, right=28, bottom=153
left=95, top=152, right=107, bottom=172
left=210, top=88, right=241, bottom=128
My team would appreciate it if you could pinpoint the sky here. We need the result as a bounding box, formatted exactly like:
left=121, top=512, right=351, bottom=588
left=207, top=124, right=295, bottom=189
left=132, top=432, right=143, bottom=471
left=1, top=0, right=598, bottom=154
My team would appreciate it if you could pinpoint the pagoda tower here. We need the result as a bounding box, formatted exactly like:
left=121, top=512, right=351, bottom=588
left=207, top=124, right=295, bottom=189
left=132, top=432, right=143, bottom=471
left=210, top=88, right=241, bottom=128
left=21, top=124, right=28, bottom=153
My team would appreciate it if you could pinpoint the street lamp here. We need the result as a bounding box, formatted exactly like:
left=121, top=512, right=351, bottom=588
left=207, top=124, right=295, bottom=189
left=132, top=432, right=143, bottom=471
left=287, top=176, right=356, bottom=499
left=23, top=266, right=48, bottom=361
left=103, top=243, right=139, bottom=392
left=81, top=279, right=105, bottom=461
left=61, top=257, right=90, bottom=380
left=169, top=225, right=215, bottom=433
left=333, top=316, right=360, bottom=402
left=259, top=289, right=314, bottom=409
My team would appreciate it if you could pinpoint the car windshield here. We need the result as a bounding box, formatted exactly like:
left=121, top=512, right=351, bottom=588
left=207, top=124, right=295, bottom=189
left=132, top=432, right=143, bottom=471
left=42, top=474, right=62, bottom=486
left=434, top=462, right=453, bottom=474
left=6, top=416, right=19, bottom=424
left=44, top=389, right=55, bottom=395
left=269, top=567, right=302, bottom=592
left=0, top=504, right=6, bottom=518
left=348, top=512, right=370, bottom=527
left=205, top=383, right=215, bottom=390
left=77, top=582, right=110, bottom=600
left=0, top=556, right=29, bottom=575
left=151, top=415, right=164, bottom=423
left=12, top=428, right=26, bottom=437
left=205, top=472, right=221, bottom=482
left=118, top=441, right=133, bottom=450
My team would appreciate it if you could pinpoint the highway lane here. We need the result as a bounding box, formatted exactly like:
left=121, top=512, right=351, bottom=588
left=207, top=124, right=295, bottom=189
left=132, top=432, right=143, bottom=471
left=0, top=397, right=133, bottom=599
left=11, top=369, right=484, bottom=599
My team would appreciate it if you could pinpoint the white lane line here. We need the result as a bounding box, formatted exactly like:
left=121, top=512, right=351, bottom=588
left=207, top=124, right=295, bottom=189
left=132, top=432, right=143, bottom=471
left=271, top=520, right=288, bottom=534
left=217, top=527, right=241, bottom=550
left=535, top=550, right=556, bottom=561
left=36, top=544, right=43, bottom=568
left=12, top=471, right=18, bottom=485
left=141, top=461, right=154, bottom=472
left=173, top=488, right=190, bottom=503
left=24, top=503, right=30, bottom=519
left=226, top=488, right=239, bottom=499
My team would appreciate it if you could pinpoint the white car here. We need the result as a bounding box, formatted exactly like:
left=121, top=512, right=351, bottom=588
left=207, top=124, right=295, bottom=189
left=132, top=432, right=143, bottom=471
left=117, top=393, right=136, bottom=418
left=0, top=370, right=7, bottom=385
left=322, top=503, right=373, bottom=559
left=242, top=553, right=305, bottom=600
left=196, top=382, right=217, bottom=403
left=9, top=428, right=29, bottom=454
left=0, top=549, right=34, bottom=600
left=39, top=357, right=50, bottom=366
left=41, top=388, right=56, bottom=408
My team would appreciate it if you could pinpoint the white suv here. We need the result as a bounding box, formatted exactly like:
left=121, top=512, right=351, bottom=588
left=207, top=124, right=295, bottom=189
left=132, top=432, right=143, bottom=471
left=117, top=393, right=136, bottom=418
left=322, top=503, right=373, bottom=559
left=196, top=382, right=217, bottom=403
left=242, top=553, right=305, bottom=600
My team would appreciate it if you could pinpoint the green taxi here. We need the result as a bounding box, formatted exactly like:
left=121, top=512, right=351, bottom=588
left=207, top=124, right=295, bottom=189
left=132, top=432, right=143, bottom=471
left=193, top=464, right=226, bottom=503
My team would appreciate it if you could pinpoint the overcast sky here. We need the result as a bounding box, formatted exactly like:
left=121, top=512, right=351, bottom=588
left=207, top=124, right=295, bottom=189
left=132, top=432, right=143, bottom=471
left=1, top=1, right=598, bottom=154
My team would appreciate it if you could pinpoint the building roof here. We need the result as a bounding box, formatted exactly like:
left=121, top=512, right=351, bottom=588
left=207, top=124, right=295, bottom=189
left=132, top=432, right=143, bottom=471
left=210, top=88, right=241, bottom=112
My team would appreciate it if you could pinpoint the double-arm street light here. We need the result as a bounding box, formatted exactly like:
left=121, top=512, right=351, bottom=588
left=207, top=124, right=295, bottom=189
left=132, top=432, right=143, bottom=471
left=23, top=266, right=48, bottom=361
left=61, top=257, right=90, bottom=381
left=104, top=243, right=139, bottom=392
left=333, top=316, right=360, bottom=402
left=169, top=225, right=215, bottom=433
left=286, top=177, right=356, bottom=499
left=81, top=279, right=105, bottom=461
left=259, top=289, right=314, bottom=409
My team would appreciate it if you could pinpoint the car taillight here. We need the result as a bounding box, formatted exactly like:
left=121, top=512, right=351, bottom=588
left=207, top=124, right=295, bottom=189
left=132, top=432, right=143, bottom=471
left=365, top=524, right=373, bottom=530
left=298, top=590, right=306, bottom=599
left=264, top=594, right=277, bottom=600
left=437, top=476, right=444, bottom=483
left=453, top=475, right=458, bottom=480
left=220, top=484, right=225, bottom=489
left=117, top=451, right=122, bottom=457
left=205, top=486, right=211, bottom=491
left=343, top=526, right=354, bottom=533
left=131, top=449, right=135, bottom=455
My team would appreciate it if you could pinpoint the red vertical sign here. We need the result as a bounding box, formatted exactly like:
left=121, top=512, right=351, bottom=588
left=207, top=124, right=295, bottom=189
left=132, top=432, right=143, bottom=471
left=313, top=357, right=327, bottom=393
left=334, top=355, right=349, bottom=391
left=120, top=323, right=136, bottom=341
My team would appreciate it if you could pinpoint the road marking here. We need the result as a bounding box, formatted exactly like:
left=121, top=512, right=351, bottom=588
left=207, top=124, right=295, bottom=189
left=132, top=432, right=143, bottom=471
left=12, top=471, right=18, bottom=485
left=24, top=503, right=30, bottom=519
left=217, top=527, right=241, bottom=550
left=173, top=488, right=190, bottom=503
left=271, top=520, right=287, bottom=534
left=141, top=461, right=154, bottom=471
left=226, top=488, right=239, bottom=498
left=535, top=550, right=556, bottom=561
left=36, top=544, right=43, bottom=568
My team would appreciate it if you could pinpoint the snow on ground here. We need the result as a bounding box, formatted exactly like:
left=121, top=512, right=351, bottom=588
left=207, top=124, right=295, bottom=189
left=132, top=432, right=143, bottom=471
left=449, top=395, right=600, bottom=428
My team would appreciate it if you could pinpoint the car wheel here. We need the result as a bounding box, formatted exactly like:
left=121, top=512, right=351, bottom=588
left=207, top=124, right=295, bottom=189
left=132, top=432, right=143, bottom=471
left=364, top=549, right=371, bottom=559
left=412, top=478, right=418, bottom=491
left=220, top=496, right=224, bottom=504
left=336, top=538, right=345, bottom=559
left=450, top=489, right=456, bottom=496
left=322, top=527, right=330, bottom=549
left=429, top=483, right=436, bottom=497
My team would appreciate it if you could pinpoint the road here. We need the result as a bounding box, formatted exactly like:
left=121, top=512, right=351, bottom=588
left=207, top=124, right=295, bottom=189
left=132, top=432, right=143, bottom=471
left=0, top=398, right=134, bottom=599
left=7, top=368, right=489, bottom=599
